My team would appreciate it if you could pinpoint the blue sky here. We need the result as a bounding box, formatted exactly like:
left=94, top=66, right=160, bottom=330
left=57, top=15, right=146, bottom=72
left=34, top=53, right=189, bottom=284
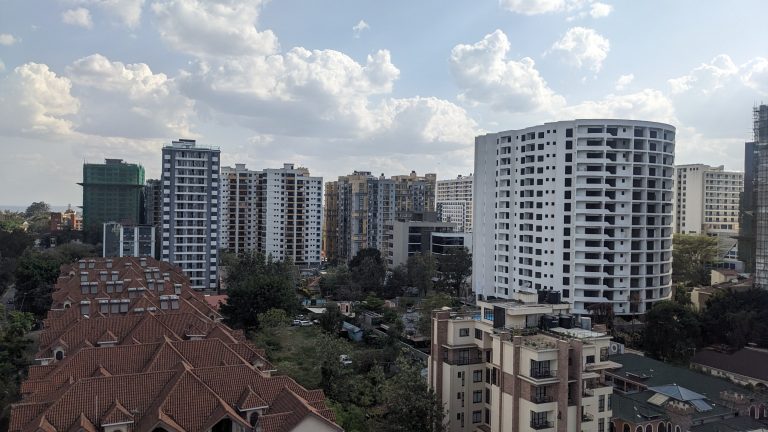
left=0, top=0, right=767, bottom=205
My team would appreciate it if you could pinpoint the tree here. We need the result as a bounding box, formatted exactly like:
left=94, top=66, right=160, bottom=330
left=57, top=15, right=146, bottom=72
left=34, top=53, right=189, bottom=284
left=642, top=300, right=701, bottom=364
left=24, top=202, right=50, bottom=220
left=220, top=252, right=299, bottom=331
left=700, top=289, right=768, bottom=349
left=672, top=234, right=718, bottom=286
left=384, top=264, right=409, bottom=299
left=416, top=292, right=455, bottom=336
left=0, top=212, right=26, bottom=233
left=257, top=308, right=290, bottom=329
left=349, top=249, right=386, bottom=296
left=320, top=266, right=352, bottom=299
left=407, top=254, right=437, bottom=296
left=436, top=247, right=472, bottom=299
left=14, top=250, right=61, bottom=318
left=319, top=302, right=344, bottom=334
left=672, top=283, right=692, bottom=305
left=373, top=355, right=445, bottom=432
left=0, top=307, right=35, bottom=428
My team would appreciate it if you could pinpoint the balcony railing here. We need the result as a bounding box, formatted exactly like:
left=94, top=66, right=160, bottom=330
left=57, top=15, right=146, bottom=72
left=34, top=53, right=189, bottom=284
left=531, top=395, right=554, bottom=404
left=582, top=413, right=594, bottom=422
left=530, top=369, right=556, bottom=379
left=530, top=421, right=554, bottom=430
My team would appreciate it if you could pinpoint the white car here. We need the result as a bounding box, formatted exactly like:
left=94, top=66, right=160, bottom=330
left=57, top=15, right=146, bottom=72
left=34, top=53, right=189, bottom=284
left=299, top=320, right=313, bottom=326
left=339, top=354, right=352, bottom=366
left=292, top=319, right=302, bottom=326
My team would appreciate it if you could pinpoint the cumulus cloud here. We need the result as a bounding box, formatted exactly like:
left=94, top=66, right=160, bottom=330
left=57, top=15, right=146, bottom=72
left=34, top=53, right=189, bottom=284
left=589, top=2, right=612, bottom=17
left=615, top=73, right=634, bottom=91
left=0, top=63, right=80, bottom=136
left=0, top=34, right=19, bottom=46
left=66, top=53, right=195, bottom=139
left=151, top=0, right=278, bottom=57
left=0, top=59, right=5, bottom=73
left=500, top=0, right=612, bottom=17
left=352, top=19, right=369, bottom=38
left=449, top=29, right=565, bottom=113
left=558, top=89, right=676, bottom=124
left=62, top=7, right=94, bottom=28
left=65, top=0, right=146, bottom=28
left=668, top=54, right=738, bottom=95
left=549, top=27, right=610, bottom=72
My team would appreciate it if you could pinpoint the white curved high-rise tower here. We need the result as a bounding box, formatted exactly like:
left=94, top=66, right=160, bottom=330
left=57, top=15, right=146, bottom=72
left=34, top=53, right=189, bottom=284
left=473, top=120, right=675, bottom=315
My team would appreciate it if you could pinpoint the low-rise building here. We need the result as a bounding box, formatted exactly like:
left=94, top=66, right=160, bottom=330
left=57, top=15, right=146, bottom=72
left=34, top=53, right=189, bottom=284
left=691, top=347, right=768, bottom=389
left=429, top=292, right=616, bottom=432
left=606, top=353, right=768, bottom=432
left=49, top=207, right=82, bottom=231
left=383, top=212, right=456, bottom=268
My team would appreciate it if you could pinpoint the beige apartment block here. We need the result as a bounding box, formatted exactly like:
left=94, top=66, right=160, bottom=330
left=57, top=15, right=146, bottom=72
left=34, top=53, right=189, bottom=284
left=429, top=293, right=617, bottom=432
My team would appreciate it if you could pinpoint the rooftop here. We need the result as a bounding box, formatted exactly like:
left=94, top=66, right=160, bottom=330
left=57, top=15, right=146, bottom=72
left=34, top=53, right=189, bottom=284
left=691, top=347, right=768, bottom=382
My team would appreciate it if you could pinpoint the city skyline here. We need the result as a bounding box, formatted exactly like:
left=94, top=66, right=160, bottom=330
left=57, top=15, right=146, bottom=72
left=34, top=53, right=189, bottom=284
left=2, top=0, right=768, bottom=205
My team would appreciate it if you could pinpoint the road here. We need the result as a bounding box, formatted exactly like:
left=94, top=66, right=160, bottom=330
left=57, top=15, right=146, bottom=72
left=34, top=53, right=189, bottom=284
left=1, top=284, right=15, bottom=310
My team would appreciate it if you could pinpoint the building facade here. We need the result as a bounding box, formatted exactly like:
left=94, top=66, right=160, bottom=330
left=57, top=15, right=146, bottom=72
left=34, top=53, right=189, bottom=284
left=220, top=163, right=257, bottom=254
left=474, top=120, right=675, bottom=315
left=80, top=159, right=144, bottom=241
left=437, top=174, right=474, bottom=233
left=752, top=105, right=768, bottom=289
left=324, top=170, right=436, bottom=263
left=49, top=207, right=82, bottom=232
left=102, top=222, right=155, bottom=258
left=429, top=294, right=616, bottom=432
left=738, top=141, right=758, bottom=273
left=673, top=164, right=743, bottom=260
left=161, top=139, right=220, bottom=291
left=254, top=163, right=323, bottom=270
left=382, top=212, right=456, bottom=268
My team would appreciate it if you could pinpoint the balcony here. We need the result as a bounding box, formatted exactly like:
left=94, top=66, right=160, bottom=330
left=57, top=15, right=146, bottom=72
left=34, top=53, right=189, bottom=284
left=530, top=421, right=554, bottom=430
left=582, top=413, right=594, bottom=423
left=531, top=395, right=554, bottom=404
left=530, top=369, right=557, bottom=379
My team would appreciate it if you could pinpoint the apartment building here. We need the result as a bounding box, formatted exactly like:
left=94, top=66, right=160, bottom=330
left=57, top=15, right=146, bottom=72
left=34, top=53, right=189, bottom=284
left=739, top=141, right=758, bottom=272
left=749, top=104, right=768, bottom=289
left=324, top=170, right=436, bottom=263
left=474, top=120, right=675, bottom=315
left=161, top=139, right=220, bottom=291
left=674, top=164, right=743, bottom=260
left=49, top=206, right=82, bottom=231
left=429, top=292, right=616, bottom=432
left=220, top=163, right=257, bottom=254
left=102, top=222, right=155, bottom=258
left=254, top=163, right=323, bottom=270
left=80, top=158, right=144, bottom=241
left=437, top=174, right=474, bottom=232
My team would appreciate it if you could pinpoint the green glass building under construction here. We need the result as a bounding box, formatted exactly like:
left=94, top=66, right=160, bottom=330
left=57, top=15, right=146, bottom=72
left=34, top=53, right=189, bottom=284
left=80, top=159, right=145, bottom=241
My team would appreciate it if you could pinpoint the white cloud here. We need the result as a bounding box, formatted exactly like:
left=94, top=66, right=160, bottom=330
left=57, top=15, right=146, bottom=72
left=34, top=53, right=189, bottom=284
left=449, top=29, right=565, bottom=113
left=0, top=63, right=80, bottom=136
left=589, top=2, right=612, bottom=18
left=65, top=0, right=146, bottom=28
left=62, top=7, right=94, bottom=28
left=352, top=19, right=369, bottom=38
left=0, top=34, right=19, bottom=46
left=558, top=89, right=676, bottom=124
left=151, top=0, right=278, bottom=57
left=668, top=54, right=738, bottom=95
left=549, top=27, right=610, bottom=72
left=0, top=59, right=5, bottom=73
left=66, top=53, right=195, bottom=139
left=500, top=0, right=613, bottom=17
left=615, top=73, right=634, bottom=91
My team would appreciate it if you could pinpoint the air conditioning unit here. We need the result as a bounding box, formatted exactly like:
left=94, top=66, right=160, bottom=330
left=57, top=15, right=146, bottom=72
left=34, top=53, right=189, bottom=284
left=609, top=342, right=625, bottom=355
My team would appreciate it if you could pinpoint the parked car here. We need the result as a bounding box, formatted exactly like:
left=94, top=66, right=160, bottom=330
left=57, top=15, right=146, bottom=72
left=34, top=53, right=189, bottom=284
left=292, top=319, right=302, bottom=326
left=299, top=320, right=313, bottom=326
left=339, top=354, right=352, bottom=366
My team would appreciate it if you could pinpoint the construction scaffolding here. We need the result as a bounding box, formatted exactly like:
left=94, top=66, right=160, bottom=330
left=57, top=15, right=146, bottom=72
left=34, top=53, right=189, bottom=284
left=753, top=105, right=768, bottom=289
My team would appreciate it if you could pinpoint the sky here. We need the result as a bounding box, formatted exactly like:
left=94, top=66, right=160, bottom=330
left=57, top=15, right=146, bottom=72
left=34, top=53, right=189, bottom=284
left=1, top=0, right=767, bottom=206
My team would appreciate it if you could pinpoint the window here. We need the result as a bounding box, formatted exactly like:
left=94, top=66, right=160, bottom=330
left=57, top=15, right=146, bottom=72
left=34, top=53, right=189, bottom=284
left=599, top=395, right=605, bottom=412
left=459, top=328, right=469, bottom=337
left=472, top=411, right=482, bottom=424
left=475, top=329, right=483, bottom=339
left=599, top=418, right=605, bottom=432
left=473, top=370, right=483, bottom=382
left=473, top=390, right=482, bottom=403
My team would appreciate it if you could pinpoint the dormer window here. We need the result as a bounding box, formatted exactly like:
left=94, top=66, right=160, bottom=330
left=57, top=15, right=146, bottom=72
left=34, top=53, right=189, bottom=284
left=80, top=301, right=90, bottom=316
left=55, top=350, right=64, bottom=361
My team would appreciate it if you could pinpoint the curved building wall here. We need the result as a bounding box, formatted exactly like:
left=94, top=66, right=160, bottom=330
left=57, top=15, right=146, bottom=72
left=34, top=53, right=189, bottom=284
left=473, top=120, right=675, bottom=315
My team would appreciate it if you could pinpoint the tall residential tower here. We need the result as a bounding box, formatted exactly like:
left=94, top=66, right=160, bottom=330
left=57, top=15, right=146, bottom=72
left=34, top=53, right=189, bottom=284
left=474, top=120, right=675, bottom=315
left=436, top=174, right=473, bottom=233
left=161, top=139, right=220, bottom=290
left=80, top=159, right=144, bottom=241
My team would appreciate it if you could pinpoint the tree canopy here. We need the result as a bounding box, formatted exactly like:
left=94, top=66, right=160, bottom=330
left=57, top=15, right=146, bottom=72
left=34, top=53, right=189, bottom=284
left=672, top=234, right=718, bottom=286
left=407, top=254, right=437, bottom=297
left=0, top=307, right=35, bottom=428
left=642, top=300, right=701, bottom=364
left=436, top=247, right=472, bottom=298
left=700, top=288, right=768, bottom=349
left=220, top=252, right=299, bottom=331
left=349, top=248, right=387, bottom=297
